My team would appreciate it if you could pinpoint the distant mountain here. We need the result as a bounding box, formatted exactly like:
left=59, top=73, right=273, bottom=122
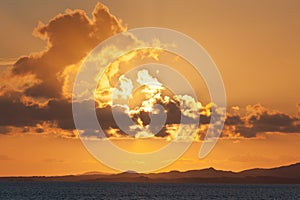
left=81, top=171, right=107, bottom=175
left=239, top=163, right=300, bottom=179
left=1, top=163, right=300, bottom=184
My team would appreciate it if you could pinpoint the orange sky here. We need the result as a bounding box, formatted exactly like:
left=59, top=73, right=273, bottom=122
left=0, top=1, right=300, bottom=176
left=1, top=132, right=299, bottom=176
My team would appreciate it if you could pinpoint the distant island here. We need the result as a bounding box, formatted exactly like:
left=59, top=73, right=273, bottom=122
left=1, top=163, right=300, bottom=184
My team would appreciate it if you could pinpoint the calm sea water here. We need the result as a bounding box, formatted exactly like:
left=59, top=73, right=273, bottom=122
left=0, top=181, right=299, bottom=200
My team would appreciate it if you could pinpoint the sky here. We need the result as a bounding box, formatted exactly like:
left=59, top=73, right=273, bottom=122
left=0, top=0, right=299, bottom=176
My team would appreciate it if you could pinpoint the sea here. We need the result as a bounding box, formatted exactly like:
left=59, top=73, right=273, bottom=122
left=0, top=181, right=299, bottom=199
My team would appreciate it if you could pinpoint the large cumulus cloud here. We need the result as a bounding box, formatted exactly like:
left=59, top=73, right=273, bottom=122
left=11, top=3, right=124, bottom=99
left=0, top=3, right=124, bottom=136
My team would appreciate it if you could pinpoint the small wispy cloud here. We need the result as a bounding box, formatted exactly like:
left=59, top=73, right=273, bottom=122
left=0, top=58, right=17, bottom=67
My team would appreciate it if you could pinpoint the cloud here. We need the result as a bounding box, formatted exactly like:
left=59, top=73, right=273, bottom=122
left=0, top=126, right=11, bottom=134
left=225, top=115, right=244, bottom=126
left=298, top=101, right=300, bottom=116
left=223, top=104, right=300, bottom=138
left=0, top=58, right=17, bottom=67
left=0, top=2, right=125, bottom=137
left=0, top=92, right=41, bottom=127
left=9, top=2, right=124, bottom=99
left=0, top=91, right=72, bottom=129
left=1, top=88, right=299, bottom=139
left=0, top=3, right=299, bottom=141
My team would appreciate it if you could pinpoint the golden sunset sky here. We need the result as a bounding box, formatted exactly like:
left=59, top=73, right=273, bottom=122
left=0, top=0, right=300, bottom=176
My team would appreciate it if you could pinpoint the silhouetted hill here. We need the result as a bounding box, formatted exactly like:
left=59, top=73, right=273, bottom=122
left=239, top=163, right=300, bottom=179
left=1, top=163, right=300, bottom=184
left=146, top=168, right=238, bottom=179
